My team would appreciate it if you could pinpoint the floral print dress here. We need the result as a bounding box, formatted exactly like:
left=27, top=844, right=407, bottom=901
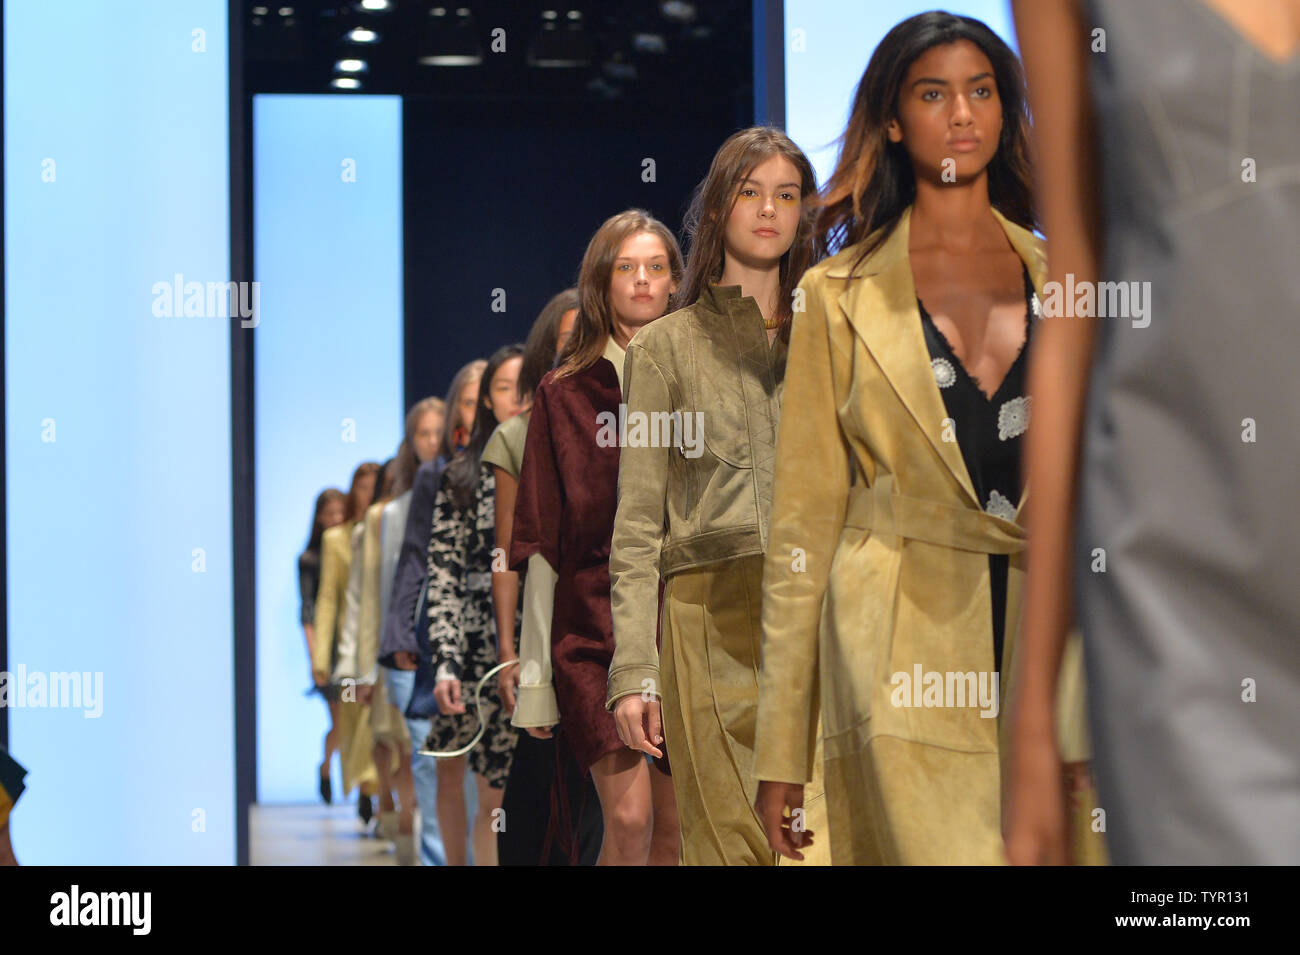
left=917, top=265, right=1039, bottom=672
left=422, top=465, right=519, bottom=788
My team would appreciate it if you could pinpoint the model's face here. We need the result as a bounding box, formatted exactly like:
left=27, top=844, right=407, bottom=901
left=456, top=376, right=480, bottom=437
left=321, top=499, right=345, bottom=528
left=413, top=409, right=443, bottom=463
left=608, top=231, right=676, bottom=332
left=484, top=355, right=523, bottom=424
left=723, top=155, right=802, bottom=269
left=887, top=40, right=1002, bottom=184
left=555, top=307, right=577, bottom=358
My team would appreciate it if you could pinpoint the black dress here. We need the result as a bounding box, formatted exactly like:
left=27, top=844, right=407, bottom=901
left=917, top=266, right=1037, bottom=673
left=298, top=550, right=321, bottom=628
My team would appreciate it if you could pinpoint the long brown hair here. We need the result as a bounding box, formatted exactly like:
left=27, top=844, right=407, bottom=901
left=373, top=457, right=397, bottom=507
left=444, top=344, right=525, bottom=511
left=679, top=127, right=819, bottom=343
left=518, top=288, right=578, bottom=402
left=553, top=209, right=683, bottom=381
left=303, top=487, right=346, bottom=558
left=439, top=359, right=487, bottom=461
left=391, top=396, right=445, bottom=497
left=816, top=11, right=1036, bottom=270
left=344, top=461, right=380, bottom=523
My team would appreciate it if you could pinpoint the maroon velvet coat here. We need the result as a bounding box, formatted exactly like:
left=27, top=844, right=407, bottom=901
left=511, top=359, right=625, bottom=774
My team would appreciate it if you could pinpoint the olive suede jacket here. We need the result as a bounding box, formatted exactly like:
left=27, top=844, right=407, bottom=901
left=607, top=283, right=788, bottom=707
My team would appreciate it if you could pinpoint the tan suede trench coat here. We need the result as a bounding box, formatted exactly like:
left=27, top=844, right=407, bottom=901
left=312, top=519, right=379, bottom=797
left=754, top=206, right=1055, bottom=865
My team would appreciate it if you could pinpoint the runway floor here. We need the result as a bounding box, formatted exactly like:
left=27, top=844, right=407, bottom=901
left=250, top=803, right=398, bottom=866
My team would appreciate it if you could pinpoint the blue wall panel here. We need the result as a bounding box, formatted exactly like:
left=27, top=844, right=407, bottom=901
left=4, top=0, right=234, bottom=864
left=253, top=94, right=403, bottom=803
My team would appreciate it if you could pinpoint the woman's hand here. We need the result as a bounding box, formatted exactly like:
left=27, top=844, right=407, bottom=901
left=755, top=780, right=815, bottom=861
left=497, top=661, right=519, bottom=716
left=434, top=678, right=465, bottom=715
left=356, top=683, right=374, bottom=706
left=613, top=695, right=663, bottom=759
left=393, top=651, right=419, bottom=671
left=524, top=725, right=554, bottom=740
left=312, top=668, right=328, bottom=688
left=1003, top=728, right=1069, bottom=865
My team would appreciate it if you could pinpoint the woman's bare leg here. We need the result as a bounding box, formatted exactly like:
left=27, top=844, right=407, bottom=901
left=373, top=740, right=396, bottom=815
left=436, top=755, right=469, bottom=866
left=395, top=747, right=415, bottom=834
left=589, top=748, right=654, bottom=865
left=472, top=774, right=503, bottom=866
left=647, top=762, right=681, bottom=866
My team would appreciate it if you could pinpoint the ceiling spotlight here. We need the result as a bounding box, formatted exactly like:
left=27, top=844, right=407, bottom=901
left=345, top=27, right=379, bottom=43
left=586, top=76, right=621, bottom=100
left=602, top=56, right=637, bottom=81
left=357, top=0, right=392, bottom=11
left=334, top=58, right=369, bottom=73
left=632, top=33, right=666, bottom=54
left=417, top=6, right=483, bottom=67
left=660, top=1, right=696, bottom=23
left=527, top=9, right=593, bottom=68
left=248, top=0, right=304, bottom=59
left=331, top=77, right=362, bottom=90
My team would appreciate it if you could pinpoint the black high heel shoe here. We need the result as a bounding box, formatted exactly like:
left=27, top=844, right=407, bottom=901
left=318, top=765, right=332, bottom=805
left=357, top=790, right=374, bottom=826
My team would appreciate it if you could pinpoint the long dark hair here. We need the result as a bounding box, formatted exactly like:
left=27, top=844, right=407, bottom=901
left=816, top=11, right=1036, bottom=268
left=554, top=209, right=683, bottom=381
left=679, top=127, right=819, bottom=344
left=344, top=461, right=380, bottom=523
left=391, top=397, right=444, bottom=497
left=302, top=487, right=346, bottom=563
left=519, top=288, right=578, bottom=403
left=443, top=343, right=525, bottom=511
left=439, top=359, right=487, bottom=462
left=373, top=457, right=396, bottom=507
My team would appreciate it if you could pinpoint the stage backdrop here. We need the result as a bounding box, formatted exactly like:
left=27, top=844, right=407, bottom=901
left=253, top=94, right=404, bottom=803
left=4, top=0, right=234, bottom=863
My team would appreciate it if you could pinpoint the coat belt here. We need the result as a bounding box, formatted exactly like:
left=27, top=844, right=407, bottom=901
left=842, top=473, right=1026, bottom=555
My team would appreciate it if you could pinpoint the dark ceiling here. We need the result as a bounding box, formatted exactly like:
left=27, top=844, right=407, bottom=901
left=244, top=0, right=753, bottom=113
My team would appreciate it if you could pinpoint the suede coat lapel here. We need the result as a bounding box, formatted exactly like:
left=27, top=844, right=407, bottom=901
left=829, top=206, right=1047, bottom=518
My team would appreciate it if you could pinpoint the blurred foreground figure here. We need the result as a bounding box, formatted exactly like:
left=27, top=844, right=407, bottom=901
left=0, top=745, right=26, bottom=866
left=1008, top=0, right=1300, bottom=865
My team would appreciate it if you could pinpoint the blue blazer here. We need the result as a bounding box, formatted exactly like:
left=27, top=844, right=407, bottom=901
left=378, top=455, right=446, bottom=667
